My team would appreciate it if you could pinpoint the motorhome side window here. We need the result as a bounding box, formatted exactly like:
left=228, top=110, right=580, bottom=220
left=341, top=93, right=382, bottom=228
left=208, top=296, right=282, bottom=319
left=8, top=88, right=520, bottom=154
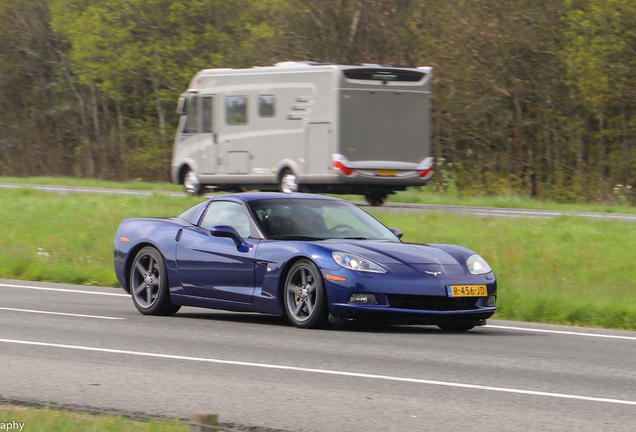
left=259, top=95, right=275, bottom=117
left=202, top=96, right=213, bottom=133
left=226, top=95, right=247, bottom=125
left=183, top=94, right=198, bottom=133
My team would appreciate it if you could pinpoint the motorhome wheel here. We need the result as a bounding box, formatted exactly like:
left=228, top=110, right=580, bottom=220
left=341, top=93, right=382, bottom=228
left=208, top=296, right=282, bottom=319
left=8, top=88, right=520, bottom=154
left=365, top=192, right=387, bottom=206
left=183, top=170, right=204, bottom=196
left=280, top=170, right=298, bottom=193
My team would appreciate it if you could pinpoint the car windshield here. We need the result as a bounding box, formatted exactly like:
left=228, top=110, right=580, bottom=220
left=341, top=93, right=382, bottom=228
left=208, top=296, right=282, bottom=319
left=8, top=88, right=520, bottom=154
left=248, top=198, right=399, bottom=241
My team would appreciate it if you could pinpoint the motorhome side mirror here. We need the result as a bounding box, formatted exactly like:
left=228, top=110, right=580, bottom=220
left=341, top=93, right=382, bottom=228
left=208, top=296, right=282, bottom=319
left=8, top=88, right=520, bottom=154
left=389, top=228, right=403, bottom=239
left=211, top=225, right=245, bottom=247
left=176, top=97, right=186, bottom=115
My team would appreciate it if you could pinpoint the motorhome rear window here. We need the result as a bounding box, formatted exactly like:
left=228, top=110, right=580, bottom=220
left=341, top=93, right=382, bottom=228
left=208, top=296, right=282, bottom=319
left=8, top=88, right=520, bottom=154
left=259, top=95, right=275, bottom=117
left=226, top=95, right=247, bottom=125
left=342, top=69, right=425, bottom=82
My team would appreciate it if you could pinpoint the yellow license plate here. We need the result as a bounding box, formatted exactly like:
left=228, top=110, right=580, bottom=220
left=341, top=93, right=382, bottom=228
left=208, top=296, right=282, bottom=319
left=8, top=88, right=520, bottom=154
left=447, top=285, right=487, bottom=297
left=376, top=169, right=397, bottom=176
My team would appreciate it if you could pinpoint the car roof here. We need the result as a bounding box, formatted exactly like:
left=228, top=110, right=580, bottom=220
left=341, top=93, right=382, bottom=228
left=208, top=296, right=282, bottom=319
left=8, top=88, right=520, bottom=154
left=212, top=192, right=344, bottom=203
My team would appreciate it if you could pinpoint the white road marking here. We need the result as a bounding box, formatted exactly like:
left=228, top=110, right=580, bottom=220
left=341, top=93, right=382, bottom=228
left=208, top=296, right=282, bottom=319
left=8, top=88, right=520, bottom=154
left=486, top=325, right=636, bottom=341
left=2, top=283, right=635, bottom=341
left=0, top=283, right=129, bottom=297
left=0, top=307, right=123, bottom=320
left=1, top=338, right=635, bottom=407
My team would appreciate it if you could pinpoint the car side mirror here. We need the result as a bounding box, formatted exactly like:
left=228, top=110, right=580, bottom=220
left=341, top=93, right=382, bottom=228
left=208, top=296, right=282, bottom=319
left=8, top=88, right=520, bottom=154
left=389, top=228, right=403, bottom=239
left=211, top=225, right=245, bottom=247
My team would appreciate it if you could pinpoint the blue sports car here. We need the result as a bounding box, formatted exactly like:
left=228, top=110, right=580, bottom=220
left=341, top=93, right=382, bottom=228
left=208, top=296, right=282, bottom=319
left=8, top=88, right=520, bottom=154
left=114, top=193, right=497, bottom=330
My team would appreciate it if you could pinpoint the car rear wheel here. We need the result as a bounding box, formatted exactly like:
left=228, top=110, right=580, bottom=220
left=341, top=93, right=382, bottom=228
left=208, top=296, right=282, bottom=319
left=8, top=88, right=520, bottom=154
left=130, top=247, right=180, bottom=316
left=284, top=259, right=328, bottom=329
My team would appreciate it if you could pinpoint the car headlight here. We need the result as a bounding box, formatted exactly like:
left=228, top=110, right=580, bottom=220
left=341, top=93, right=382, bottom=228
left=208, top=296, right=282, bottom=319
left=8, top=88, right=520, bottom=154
left=467, top=254, right=492, bottom=274
left=332, top=252, right=386, bottom=273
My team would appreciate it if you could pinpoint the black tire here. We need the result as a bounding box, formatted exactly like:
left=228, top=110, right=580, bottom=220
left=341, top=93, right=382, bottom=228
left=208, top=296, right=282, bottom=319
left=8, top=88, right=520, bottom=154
left=129, top=247, right=181, bottom=316
left=279, top=168, right=298, bottom=193
left=437, top=322, right=475, bottom=332
left=365, top=192, right=387, bottom=206
left=283, top=259, right=328, bottom=329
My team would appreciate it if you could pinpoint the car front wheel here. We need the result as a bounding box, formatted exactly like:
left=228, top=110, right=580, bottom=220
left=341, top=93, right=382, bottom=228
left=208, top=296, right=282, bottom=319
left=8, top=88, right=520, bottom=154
left=130, top=247, right=180, bottom=316
left=284, top=259, right=328, bottom=329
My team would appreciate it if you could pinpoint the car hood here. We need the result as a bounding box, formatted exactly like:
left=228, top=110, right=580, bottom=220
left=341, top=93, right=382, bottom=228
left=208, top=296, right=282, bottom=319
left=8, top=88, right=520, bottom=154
left=319, top=240, right=460, bottom=266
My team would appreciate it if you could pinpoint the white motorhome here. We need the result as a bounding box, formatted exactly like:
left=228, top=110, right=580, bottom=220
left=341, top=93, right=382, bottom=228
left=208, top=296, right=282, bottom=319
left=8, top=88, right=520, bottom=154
left=171, top=62, right=434, bottom=205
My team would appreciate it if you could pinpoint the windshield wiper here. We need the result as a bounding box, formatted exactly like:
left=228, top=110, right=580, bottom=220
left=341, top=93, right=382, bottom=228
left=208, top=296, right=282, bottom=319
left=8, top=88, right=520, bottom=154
left=341, top=237, right=373, bottom=240
left=271, top=235, right=325, bottom=241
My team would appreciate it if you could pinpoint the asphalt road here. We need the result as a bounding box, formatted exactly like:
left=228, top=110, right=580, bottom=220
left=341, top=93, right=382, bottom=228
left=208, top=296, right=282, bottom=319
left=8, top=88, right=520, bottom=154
left=2, top=182, right=636, bottom=221
left=1, top=279, right=635, bottom=431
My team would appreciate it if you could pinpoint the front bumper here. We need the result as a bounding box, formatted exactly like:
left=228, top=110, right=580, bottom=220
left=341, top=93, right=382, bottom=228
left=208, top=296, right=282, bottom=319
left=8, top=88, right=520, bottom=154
left=323, top=267, right=497, bottom=325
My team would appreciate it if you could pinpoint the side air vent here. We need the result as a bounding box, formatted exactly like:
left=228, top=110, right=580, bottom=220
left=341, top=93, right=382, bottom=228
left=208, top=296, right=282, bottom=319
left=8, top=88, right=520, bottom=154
left=343, top=68, right=425, bottom=82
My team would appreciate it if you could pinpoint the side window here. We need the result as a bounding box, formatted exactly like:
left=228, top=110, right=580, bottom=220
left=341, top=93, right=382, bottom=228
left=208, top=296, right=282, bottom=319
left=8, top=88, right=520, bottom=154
left=202, top=96, right=214, bottom=133
left=226, top=95, right=247, bottom=125
left=259, top=94, right=275, bottom=118
left=200, top=201, right=252, bottom=238
left=183, top=94, right=199, bottom=133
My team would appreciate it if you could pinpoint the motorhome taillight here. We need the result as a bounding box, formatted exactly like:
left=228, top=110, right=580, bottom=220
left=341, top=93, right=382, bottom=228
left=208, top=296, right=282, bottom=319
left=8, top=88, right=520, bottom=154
left=418, top=167, right=434, bottom=178
left=333, top=161, right=354, bottom=176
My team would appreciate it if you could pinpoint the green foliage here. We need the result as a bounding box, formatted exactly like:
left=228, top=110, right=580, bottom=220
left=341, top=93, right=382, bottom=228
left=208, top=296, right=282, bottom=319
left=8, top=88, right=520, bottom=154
left=0, top=0, right=635, bottom=204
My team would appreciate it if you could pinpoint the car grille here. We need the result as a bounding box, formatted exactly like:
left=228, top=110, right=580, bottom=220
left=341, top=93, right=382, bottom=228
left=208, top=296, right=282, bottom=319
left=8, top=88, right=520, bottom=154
left=387, top=295, right=478, bottom=311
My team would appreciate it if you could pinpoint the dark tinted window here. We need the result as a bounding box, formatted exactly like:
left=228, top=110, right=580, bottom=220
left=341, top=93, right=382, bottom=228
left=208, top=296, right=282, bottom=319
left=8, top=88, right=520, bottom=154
left=343, top=68, right=425, bottom=82
left=248, top=198, right=398, bottom=240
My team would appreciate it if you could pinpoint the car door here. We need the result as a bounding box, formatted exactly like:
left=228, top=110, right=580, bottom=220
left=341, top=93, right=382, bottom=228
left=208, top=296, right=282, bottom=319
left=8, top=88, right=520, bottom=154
left=176, top=200, right=257, bottom=304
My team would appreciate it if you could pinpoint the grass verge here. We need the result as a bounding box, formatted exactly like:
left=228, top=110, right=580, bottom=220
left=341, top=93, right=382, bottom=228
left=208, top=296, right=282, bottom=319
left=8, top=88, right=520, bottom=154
left=0, top=187, right=634, bottom=329
left=370, top=209, right=636, bottom=329
left=0, top=176, right=183, bottom=192
left=0, top=404, right=188, bottom=432
left=0, top=188, right=205, bottom=286
left=2, top=176, right=636, bottom=214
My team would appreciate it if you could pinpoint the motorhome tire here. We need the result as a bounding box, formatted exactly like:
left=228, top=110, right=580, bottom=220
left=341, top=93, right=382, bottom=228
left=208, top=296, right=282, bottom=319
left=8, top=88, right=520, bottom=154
left=279, top=169, right=298, bottom=193
left=183, top=169, right=204, bottom=196
left=365, top=193, right=387, bottom=206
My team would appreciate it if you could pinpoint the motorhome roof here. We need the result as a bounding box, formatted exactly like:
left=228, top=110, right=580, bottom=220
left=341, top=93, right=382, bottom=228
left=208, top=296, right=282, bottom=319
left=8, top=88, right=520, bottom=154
left=196, top=62, right=431, bottom=77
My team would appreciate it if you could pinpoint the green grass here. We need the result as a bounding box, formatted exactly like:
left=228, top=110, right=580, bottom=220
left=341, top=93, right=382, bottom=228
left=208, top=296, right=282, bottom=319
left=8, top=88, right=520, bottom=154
left=388, top=188, right=636, bottom=214
left=0, top=188, right=205, bottom=286
left=370, top=210, right=636, bottom=329
left=0, top=187, right=635, bottom=330
left=0, top=404, right=188, bottom=432
left=0, top=176, right=183, bottom=192
left=2, top=176, right=636, bottom=214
